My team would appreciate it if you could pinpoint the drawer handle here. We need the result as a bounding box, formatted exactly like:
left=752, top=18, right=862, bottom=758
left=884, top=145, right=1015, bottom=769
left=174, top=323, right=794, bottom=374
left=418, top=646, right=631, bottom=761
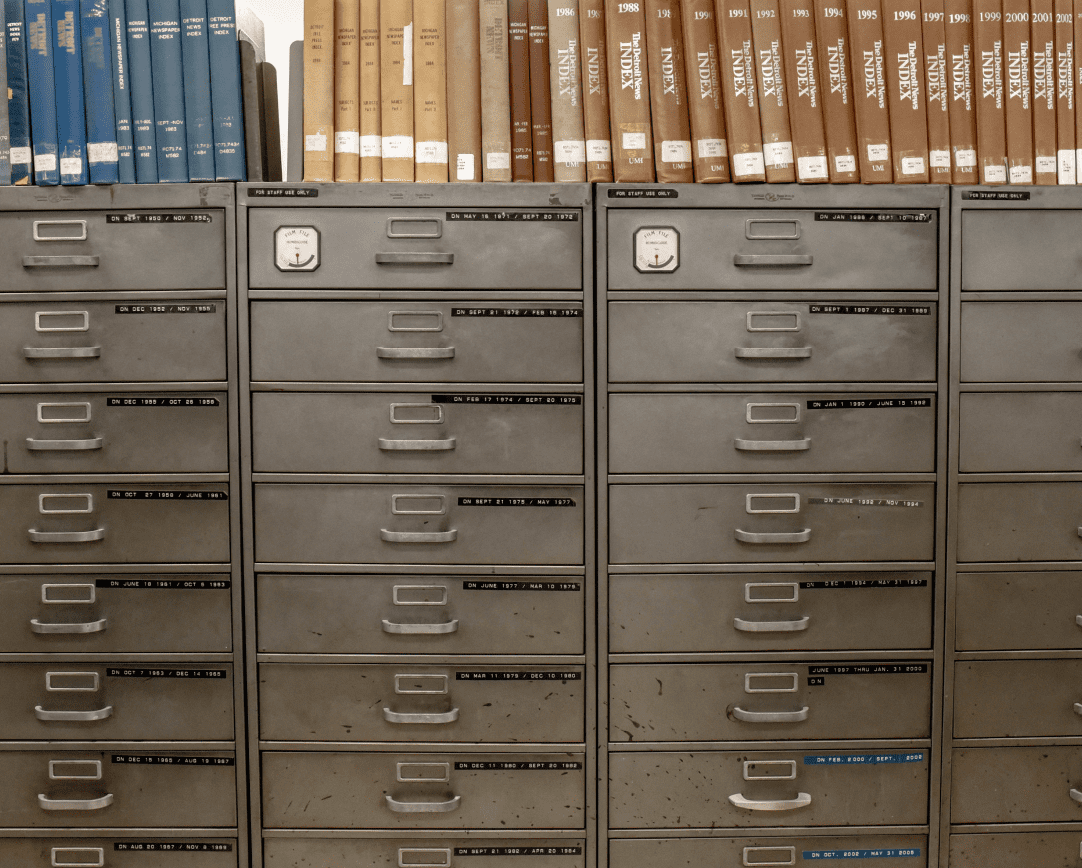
left=23, top=255, right=100, bottom=268
left=732, top=706, right=810, bottom=723
left=733, top=616, right=810, bottom=633
left=383, top=708, right=461, bottom=724
left=386, top=795, right=461, bottom=813
left=1072, top=788, right=1082, bottom=804
left=376, top=252, right=455, bottom=266
left=24, top=346, right=102, bottom=359
left=35, top=705, right=114, bottom=722
left=734, top=347, right=813, bottom=360
left=733, top=254, right=813, bottom=268
left=734, top=438, right=811, bottom=452
left=31, top=618, right=108, bottom=634
left=29, top=529, right=107, bottom=544
left=38, top=793, right=114, bottom=811
left=381, top=529, right=458, bottom=544
left=728, top=792, right=812, bottom=811
left=51, top=847, right=105, bottom=868
left=1077, top=615, right=1082, bottom=627
left=377, top=346, right=456, bottom=360
left=379, top=437, right=458, bottom=452
left=27, top=438, right=104, bottom=451
left=382, top=619, right=460, bottom=634
left=1074, top=703, right=1082, bottom=716
left=735, top=529, right=811, bottom=544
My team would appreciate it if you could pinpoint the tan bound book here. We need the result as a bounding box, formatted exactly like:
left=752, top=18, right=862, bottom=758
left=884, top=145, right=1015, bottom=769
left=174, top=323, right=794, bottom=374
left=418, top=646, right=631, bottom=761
left=1055, top=0, right=1073, bottom=181
left=921, top=0, right=952, bottom=180
left=645, top=0, right=695, bottom=182
left=360, top=0, right=382, bottom=181
left=846, top=0, right=893, bottom=180
left=943, top=0, right=978, bottom=181
left=750, top=0, right=797, bottom=179
left=779, top=0, right=830, bottom=181
left=548, top=0, right=588, bottom=180
left=509, top=0, right=534, bottom=180
left=681, top=0, right=731, bottom=181
left=882, top=0, right=930, bottom=181
left=1032, top=0, right=1056, bottom=182
left=480, top=0, right=513, bottom=180
left=414, top=0, right=447, bottom=182
left=1002, top=0, right=1033, bottom=182
left=604, top=0, right=655, bottom=181
left=717, top=0, right=767, bottom=179
left=529, top=0, right=556, bottom=179
left=334, top=0, right=360, bottom=181
left=380, top=0, right=414, bottom=181
left=812, top=0, right=860, bottom=179
left=973, top=0, right=1007, bottom=183
left=303, top=0, right=335, bottom=181
left=446, top=0, right=482, bottom=181
left=580, top=0, right=614, bottom=180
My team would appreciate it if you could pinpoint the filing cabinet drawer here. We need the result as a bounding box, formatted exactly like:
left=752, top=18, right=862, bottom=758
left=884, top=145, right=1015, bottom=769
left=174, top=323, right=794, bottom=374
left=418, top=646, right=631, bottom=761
left=0, top=301, right=227, bottom=383
left=607, top=209, right=939, bottom=290
left=950, top=831, right=1082, bottom=866
left=256, top=574, right=584, bottom=655
left=1, top=392, right=227, bottom=474
left=610, top=572, right=933, bottom=653
left=259, top=664, right=584, bottom=743
left=0, top=663, right=233, bottom=740
left=248, top=207, right=583, bottom=290
left=608, top=749, right=929, bottom=828
left=261, top=751, right=586, bottom=829
left=0, top=838, right=238, bottom=868
left=953, top=660, right=1082, bottom=738
left=955, top=572, right=1082, bottom=651
left=252, top=392, right=583, bottom=475
left=254, top=484, right=583, bottom=565
left=264, top=838, right=585, bottom=868
left=609, top=393, right=936, bottom=474
left=0, top=750, right=237, bottom=827
left=961, top=210, right=1082, bottom=290
left=609, top=836, right=928, bottom=868
left=0, top=484, right=230, bottom=564
left=608, top=302, right=938, bottom=383
left=956, top=483, right=1082, bottom=563
left=609, top=484, right=935, bottom=564
left=960, top=303, right=1082, bottom=383
left=249, top=302, right=584, bottom=384
left=0, top=209, right=226, bottom=291
left=610, top=662, right=931, bottom=742
left=959, top=393, right=1082, bottom=472
left=951, top=746, right=1082, bottom=824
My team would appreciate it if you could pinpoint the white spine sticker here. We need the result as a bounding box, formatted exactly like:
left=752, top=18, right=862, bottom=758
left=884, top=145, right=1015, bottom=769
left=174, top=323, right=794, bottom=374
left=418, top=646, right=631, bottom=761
left=661, top=140, right=692, bottom=162
left=764, top=141, right=794, bottom=167
left=1036, top=155, right=1057, bottom=174
left=587, top=139, right=612, bottom=161
left=87, top=141, right=119, bottom=163
left=697, top=138, right=726, bottom=159
left=929, top=149, right=950, bottom=168
left=984, top=164, right=1007, bottom=183
left=487, top=151, right=511, bottom=170
left=335, top=131, right=360, bottom=154
left=60, top=157, right=84, bottom=175
left=382, top=135, right=414, bottom=158
left=835, top=154, right=857, bottom=173
left=867, top=143, right=889, bottom=161
left=1059, top=149, right=1076, bottom=184
left=797, top=155, right=829, bottom=179
left=416, top=141, right=449, bottom=164
left=954, top=148, right=977, bottom=168
left=305, top=133, right=328, bottom=152
left=901, top=156, right=925, bottom=175
left=554, top=140, right=586, bottom=162
left=403, top=22, right=413, bottom=85
left=1008, top=164, right=1033, bottom=183
left=733, top=150, right=766, bottom=176
left=34, top=153, right=57, bottom=172
left=622, top=131, right=647, bottom=150
left=10, top=146, right=32, bottom=166
left=360, top=135, right=382, bottom=158
left=457, top=153, right=476, bottom=180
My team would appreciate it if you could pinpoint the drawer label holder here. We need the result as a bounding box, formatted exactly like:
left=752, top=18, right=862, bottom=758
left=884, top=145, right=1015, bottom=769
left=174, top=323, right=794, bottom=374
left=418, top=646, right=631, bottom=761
left=115, top=843, right=233, bottom=853
left=96, top=578, right=230, bottom=590
left=455, top=848, right=583, bottom=856
left=803, top=752, right=926, bottom=766
left=111, top=755, right=234, bottom=765
left=454, top=761, right=583, bottom=770
left=803, top=849, right=921, bottom=860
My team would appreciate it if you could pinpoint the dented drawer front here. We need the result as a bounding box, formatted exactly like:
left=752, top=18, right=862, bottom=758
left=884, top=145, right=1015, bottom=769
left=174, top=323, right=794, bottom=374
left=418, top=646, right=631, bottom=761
left=609, top=662, right=931, bottom=743
left=0, top=484, right=229, bottom=565
left=259, top=664, right=584, bottom=743
left=608, top=749, right=929, bottom=829
left=950, top=832, right=1082, bottom=866
left=960, top=303, right=1082, bottom=383
left=608, top=393, right=935, bottom=474
left=959, top=393, right=1082, bottom=472
left=608, top=302, right=938, bottom=384
left=252, top=392, right=583, bottom=475
left=0, top=838, right=238, bottom=868
left=955, top=571, right=1082, bottom=651
left=254, top=484, right=583, bottom=566
left=608, top=484, right=936, bottom=565
left=0, top=750, right=237, bottom=828
left=609, top=836, right=928, bottom=868
left=248, top=207, right=583, bottom=290
left=951, top=746, right=1082, bottom=824
left=261, top=752, right=586, bottom=829
left=256, top=574, right=584, bottom=655
left=953, top=660, right=1082, bottom=739
left=0, top=301, right=227, bottom=383
left=264, top=838, right=586, bottom=868
left=956, top=483, right=1082, bottom=563
left=961, top=210, right=1082, bottom=290
left=606, top=209, right=939, bottom=290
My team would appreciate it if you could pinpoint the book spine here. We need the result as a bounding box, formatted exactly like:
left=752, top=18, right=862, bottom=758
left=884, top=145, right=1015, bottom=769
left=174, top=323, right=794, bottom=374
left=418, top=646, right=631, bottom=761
left=644, top=0, right=694, bottom=182
left=716, top=0, right=766, bottom=179
left=25, top=0, right=59, bottom=183
left=179, top=0, right=212, bottom=180
left=479, top=0, right=511, bottom=180
left=148, top=0, right=187, bottom=181
left=445, top=0, right=479, bottom=180
left=846, top=0, right=893, bottom=181
left=238, top=36, right=262, bottom=179
left=333, top=0, right=359, bottom=180
left=548, top=0, right=587, bottom=181
left=605, top=0, right=654, bottom=181
left=82, top=0, right=119, bottom=183
left=943, top=0, right=977, bottom=180
left=1032, top=0, right=1056, bottom=182
left=528, top=0, right=554, bottom=178
left=206, top=0, right=243, bottom=179
left=1073, top=0, right=1082, bottom=176
left=812, top=0, right=859, bottom=179
left=579, top=0, right=613, bottom=179
left=53, top=0, right=89, bottom=184
left=303, top=0, right=333, bottom=180
left=974, top=0, right=1007, bottom=183
left=413, top=0, right=447, bottom=182
left=1055, top=0, right=1073, bottom=181
left=881, top=0, right=930, bottom=182
left=359, top=0, right=381, bottom=181
left=1002, top=0, right=1033, bottom=182
left=921, top=0, right=952, bottom=180
left=680, top=0, right=730, bottom=181
left=509, top=0, right=534, bottom=179
left=380, top=0, right=412, bottom=180
left=779, top=0, right=830, bottom=181
left=750, top=0, right=796, bottom=180
left=125, top=0, right=156, bottom=180
left=107, top=0, right=134, bottom=181
left=7, top=0, right=32, bottom=183
left=0, top=2, right=9, bottom=184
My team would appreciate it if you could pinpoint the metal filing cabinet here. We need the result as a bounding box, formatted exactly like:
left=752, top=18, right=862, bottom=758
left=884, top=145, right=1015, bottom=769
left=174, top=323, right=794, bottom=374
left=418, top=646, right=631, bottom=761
left=238, top=184, right=594, bottom=868
left=598, top=186, right=948, bottom=868
left=0, top=186, right=245, bottom=866
left=946, top=188, right=1082, bottom=867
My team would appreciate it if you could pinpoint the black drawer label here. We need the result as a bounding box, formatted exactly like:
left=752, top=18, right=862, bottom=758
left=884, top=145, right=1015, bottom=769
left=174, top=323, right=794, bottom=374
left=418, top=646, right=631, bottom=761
left=807, top=398, right=931, bottom=410
left=96, top=578, right=230, bottom=590
left=463, top=580, right=581, bottom=591
left=115, top=843, right=233, bottom=852
left=107, top=667, right=227, bottom=678
left=106, top=212, right=213, bottom=223
left=814, top=211, right=934, bottom=222
left=111, top=755, right=234, bottom=765
left=451, top=307, right=582, bottom=317
left=807, top=497, right=923, bottom=508
left=809, top=663, right=929, bottom=675
left=107, top=489, right=228, bottom=500
left=607, top=188, right=679, bottom=198
left=455, top=848, right=583, bottom=856
left=800, top=578, right=928, bottom=590
left=248, top=187, right=319, bottom=197
left=107, top=397, right=220, bottom=407
left=803, top=849, right=920, bottom=860
left=446, top=210, right=579, bottom=221
left=457, top=671, right=582, bottom=681
left=803, top=752, right=925, bottom=766
left=457, top=497, right=575, bottom=507
left=961, top=190, right=1030, bottom=200
left=432, top=394, right=581, bottom=405
left=454, top=761, right=583, bottom=770
left=115, top=303, right=217, bottom=314
left=808, top=304, right=931, bottom=315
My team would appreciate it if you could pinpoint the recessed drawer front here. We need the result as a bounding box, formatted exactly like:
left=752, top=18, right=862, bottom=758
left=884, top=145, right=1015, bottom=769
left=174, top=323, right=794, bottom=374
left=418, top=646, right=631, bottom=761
left=0, top=838, right=238, bottom=868
left=254, top=484, right=583, bottom=566
left=264, top=838, right=586, bottom=868
left=609, top=393, right=936, bottom=474
left=0, top=210, right=226, bottom=291
left=960, top=303, right=1082, bottom=383
left=610, top=662, right=931, bottom=742
left=957, top=483, right=1082, bottom=563
left=0, top=301, right=227, bottom=383
left=954, top=660, right=1082, bottom=738
left=959, top=393, right=1082, bottom=472
left=0, top=484, right=230, bottom=565
left=950, top=832, right=1082, bottom=866
left=955, top=572, right=1082, bottom=651
left=608, top=749, right=929, bottom=829
left=609, top=836, right=928, bottom=868
left=261, top=752, right=586, bottom=829
left=248, top=207, right=583, bottom=289
left=259, top=664, right=584, bottom=743
left=610, top=572, right=933, bottom=653
left=0, top=663, right=233, bottom=741
left=252, top=392, right=583, bottom=475
left=609, top=484, right=936, bottom=565
left=2, top=393, right=227, bottom=474
left=607, top=209, right=939, bottom=290
left=609, top=302, right=938, bottom=383
left=961, top=210, right=1082, bottom=290
left=951, top=746, right=1082, bottom=824
left=256, top=574, right=584, bottom=655
left=0, top=750, right=237, bottom=828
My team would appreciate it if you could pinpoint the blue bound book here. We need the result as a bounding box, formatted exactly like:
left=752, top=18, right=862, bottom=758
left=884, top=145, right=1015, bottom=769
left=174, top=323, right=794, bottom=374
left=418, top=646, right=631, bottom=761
left=0, top=2, right=10, bottom=185
left=52, top=0, right=89, bottom=184
left=107, top=0, right=134, bottom=180
left=205, top=0, right=242, bottom=179
left=23, top=0, right=58, bottom=184
left=147, top=0, right=186, bottom=180
left=6, top=0, right=32, bottom=183
left=80, top=0, right=118, bottom=183
left=124, top=0, right=155, bottom=180
left=179, top=0, right=211, bottom=180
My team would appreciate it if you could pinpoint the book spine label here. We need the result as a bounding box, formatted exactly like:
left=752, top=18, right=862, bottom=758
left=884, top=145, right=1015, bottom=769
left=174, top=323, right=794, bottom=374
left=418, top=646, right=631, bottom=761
left=334, top=0, right=359, bottom=180
left=7, top=0, right=32, bottom=183
left=604, top=0, right=655, bottom=181
left=205, top=0, right=243, bottom=179
left=413, top=0, right=446, bottom=182
left=26, top=0, right=59, bottom=184
left=882, top=0, right=930, bottom=182
left=644, top=0, right=694, bottom=182
left=53, top=0, right=89, bottom=184
left=509, top=0, right=534, bottom=180
left=125, top=0, right=157, bottom=180
left=811, top=0, right=859, bottom=179
left=548, top=0, right=587, bottom=181
left=479, top=0, right=511, bottom=180
left=1055, top=0, right=1073, bottom=181
left=579, top=0, right=613, bottom=179
left=973, top=0, right=1007, bottom=182
left=82, top=0, right=120, bottom=183
left=847, top=0, right=893, bottom=180
left=148, top=0, right=187, bottom=181
left=528, top=0, right=554, bottom=179
left=779, top=0, right=829, bottom=181
left=680, top=0, right=730, bottom=181
left=1002, top=0, right=1033, bottom=181
left=359, top=0, right=381, bottom=180
left=943, top=0, right=978, bottom=180
left=179, top=0, right=212, bottom=181
left=921, top=0, right=952, bottom=179
left=750, top=0, right=795, bottom=180
left=1031, top=0, right=1056, bottom=182
left=107, top=0, right=135, bottom=181
left=0, top=2, right=9, bottom=184
left=304, top=0, right=334, bottom=180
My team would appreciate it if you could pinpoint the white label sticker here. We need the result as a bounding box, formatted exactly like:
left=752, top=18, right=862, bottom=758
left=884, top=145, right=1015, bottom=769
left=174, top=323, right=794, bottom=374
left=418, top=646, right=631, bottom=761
left=305, top=133, right=327, bottom=152
left=733, top=150, right=765, bottom=177
left=416, top=141, right=449, bottom=164
left=1008, top=164, right=1032, bottom=183
left=984, top=163, right=1007, bottom=183
left=955, top=148, right=977, bottom=168
left=901, top=156, right=925, bottom=175
left=1059, top=149, right=1076, bottom=184
left=486, top=151, right=511, bottom=170
left=622, top=131, right=647, bottom=150
left=335, top=131, right=360, bottom=154
left=698, top=138, right=726, bottom=159
left=587, top=139, right=612, bottom=161
left=662, top=140, right=692, bottom=162
left=554, top=140, right=586, bottom=162
left=34, top=153, right=57, bottom=172
left=403, top=22, right=413, bottom=85
left=10, top=146, right=31, bottom=166
left=60, top=157, right=84, bottom=175
left=835, top=154, right=857, bottom=173
left=87, top=141, right=119, bottom=163
left=1036, top=155, right=1057, bottom=174
left=764, top=141, right=794, bottom=167
left=457, top=153, right=476, bottom=180
left=383, top=135, right=414, bottom=159
left=360, top=135, right=382, bottom=158
left=867, top=143, right=889, bottom=161
left=929, top=149, right=950, bottom=168
left=797, top=155, right=829, bottom=179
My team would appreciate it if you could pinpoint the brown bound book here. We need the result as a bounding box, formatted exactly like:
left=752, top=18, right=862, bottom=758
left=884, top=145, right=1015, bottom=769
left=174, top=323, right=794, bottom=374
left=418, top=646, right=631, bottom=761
left=548, top=0, right=588, bottom=180
left=921, top=0, right=952, bottom=180
left=446, top=0, right=482, bottom=181
left=779, top=0, right=830, bottom=180
left=812, top=0, right=860, bottom=179
left=1073, top=0, right=1082, bottom=178
left=509, top=0, right=535, bottom=180
left=303, top=0, right=335, bottom=181
left=973, top=0, right=1007, bottom=183
left=1032, top=0, right=1057, bottom=182
left=380, top=0, right=414, bottom=181
left=334, top=0, right=360, bottom=181
left=1055, top=0, right=1074, bottom=181
left=846, top=0, right=894, bottom=180
left=943, top=0, right=978, bottom=180
left=480, top=0, right=513, bottom=180
left=605, top=0, right=655, bottom=181
left=1002, top=0, right=1033, bottom=182
left=750, top=0, right=797, bottom=180
left=882, top=0, right=930, bottom=182
left=580, top=0, right=614, bottom=180
left=645, top=0, right=695, bottom=182
left=717, top=0, right=767, bottom=178
left=360, top=0, right=382, bottom=182
left=414, top=0, right=448, bottom=182
left=681, top=0, right=732, bottom=181
left=529, top=0, right=556, bottom=179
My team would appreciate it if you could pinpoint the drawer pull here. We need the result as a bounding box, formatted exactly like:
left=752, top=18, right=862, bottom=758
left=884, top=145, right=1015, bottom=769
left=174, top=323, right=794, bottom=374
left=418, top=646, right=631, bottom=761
left=734, top=616, right=810, bottom=633
left=34, top=219, right=89, bottom=242
left=733, top=254, right=813, bottom=268
left=37, top=793, right=114, bottom=811
left=24, top=346, right=102, bottom=359
left=386, top=795, right=461, bottom=813
left=23, top=255, right=100, bottom=268
left=735, top=529, right=811, bottom=544
left=51, top=847, right=105, bottom=868
left=377, top=346, right=456, bottom=360
left=29, top=529, right=106, bottom=544
left=383, top=708, right=461, bottom=724
left=734, top=347, right=813, bottom=360
left=31, top=618, right=108, bottom=634
left=1072, top=788, right=1082, bottom=804
left=27, top=438, right=104, bottom=451
left=382, top=619, right=459, bottom=634
left=379, top=437, right=458, bottom=452
left=1077, top=615, right=1082, bottom=627
left=376, top=252, right=455, bottom=266
left=381, top=529, right=458, bottom=544
left=734, top=438, right=811, bottom=452
left=728, top=792, right=812, bottom=811
left=35, top=705, right=114, bottom=722
left=732, top=706, right=810, bottom=723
